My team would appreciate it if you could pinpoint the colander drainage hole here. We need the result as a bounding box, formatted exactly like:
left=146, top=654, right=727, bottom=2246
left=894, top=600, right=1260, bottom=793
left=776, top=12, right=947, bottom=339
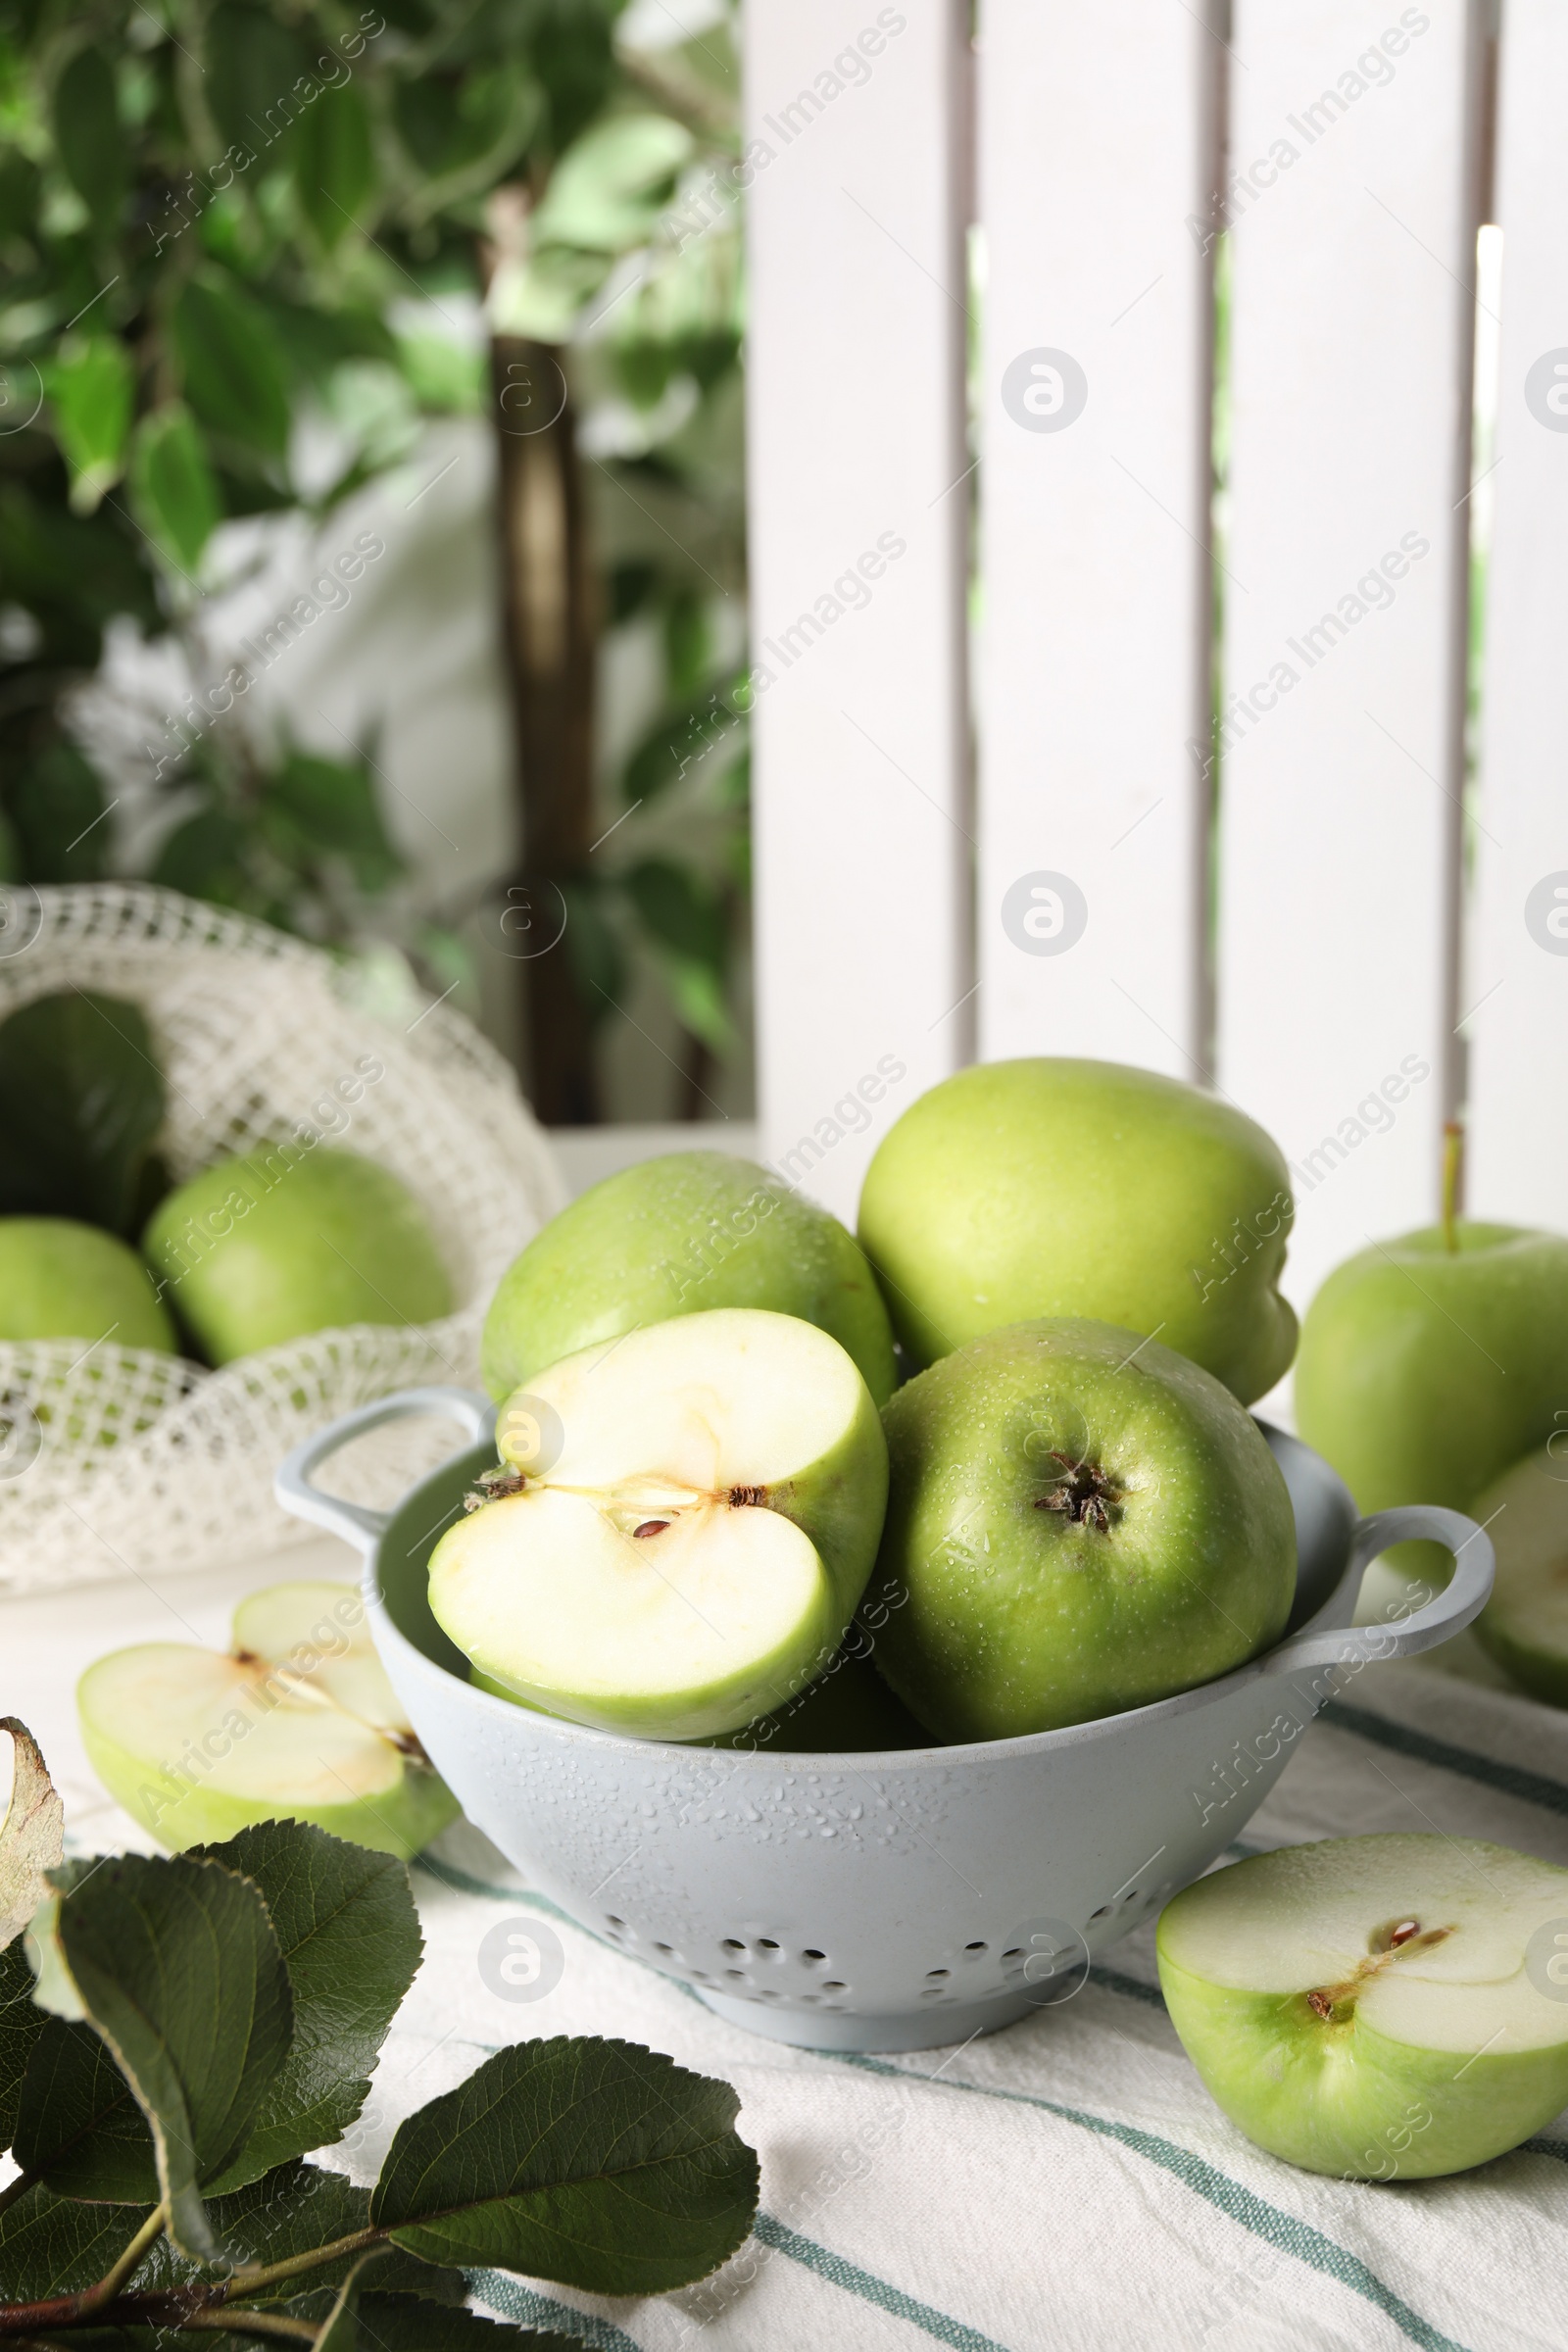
left=821, top=1979, right=846, bottom=1990
left=1001, top=1947, right=1024, bottom=1961
left=725, top=1968, right=746, bottom=1980
left=965, top=1941, right=987, bottom=1953
left=721, top=1937, right=746, bottom=1952
left=757, top=1937, right=780, bottom=1952
left=1090, top=1905, right=1112, bottom=1921
left=803, top=1948, right=826, bottom=1962
left=653, top=1942, right=676, bottom=1956
left=926, top=1968, right=949, bottom=1980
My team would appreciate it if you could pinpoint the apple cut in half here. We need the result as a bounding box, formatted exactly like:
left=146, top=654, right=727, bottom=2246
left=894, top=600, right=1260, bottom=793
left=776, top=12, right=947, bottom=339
left=1469, top=1445, right=1568, bottom=1706
left=1157, top=1835, right=1568, bottom=2179
left=429, top=1307, right=889, bottom=1740
left=78, top=1579, right=459, bottom=1860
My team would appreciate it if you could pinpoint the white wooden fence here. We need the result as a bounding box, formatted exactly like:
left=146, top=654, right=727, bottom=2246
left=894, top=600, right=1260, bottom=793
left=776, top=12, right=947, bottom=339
left=742, top=0, right=1563, bottom=1363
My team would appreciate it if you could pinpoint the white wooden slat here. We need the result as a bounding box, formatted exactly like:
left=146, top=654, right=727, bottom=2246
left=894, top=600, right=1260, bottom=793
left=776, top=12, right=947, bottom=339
left=976, top=0, right=1218, bottom=1075
left=1217, top=0, right=1482, bottom=1326
left=1465, top=0, right=1568, bottom=1227
left=743, top=0, right=970, bottom=1223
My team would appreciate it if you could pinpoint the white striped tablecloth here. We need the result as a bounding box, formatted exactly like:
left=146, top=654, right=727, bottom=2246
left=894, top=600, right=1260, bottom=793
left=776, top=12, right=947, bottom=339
left=9, top=1549, right=1568, bottom=2352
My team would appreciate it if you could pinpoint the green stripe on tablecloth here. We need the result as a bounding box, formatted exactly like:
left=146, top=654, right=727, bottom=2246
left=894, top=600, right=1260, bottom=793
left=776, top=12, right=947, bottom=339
left=755, top=2211, right=1015, bottom=2352
left=1321, top=1701, right=1568, bottom=1819
left=839, top=2055, right=1470, bottom=2352
left=468, top=2268, right=644, bottom=2349
left=1089, top=1963, right=1165, bottom=2009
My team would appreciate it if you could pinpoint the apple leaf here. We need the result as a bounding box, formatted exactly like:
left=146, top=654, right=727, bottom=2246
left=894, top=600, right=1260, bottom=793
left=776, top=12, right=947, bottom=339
left=195, top=1821, right=422, bottom=2190
left=314, top=2248, right=388, bottom=2349
left=0, top=1718, right=64, bottom=1947
left=12, top=2015, right=157, bottom=2198
left=27, top=1855, right=293, bottom=2258
left=370, top=2035, right=760, bottom=2292
left=129, top=404, right=222, bottom=574
left=336, top=2293, right=593, bottom=2349
left=52, top=48, right=127, bottom=231
left=0, top=993, right=167, bottom=1236
left=0, top=1935, right=48, bottom=2146
left=130, top=2159, right=462, bottom=2306
left=0, top=2180, right=150, bottom=2300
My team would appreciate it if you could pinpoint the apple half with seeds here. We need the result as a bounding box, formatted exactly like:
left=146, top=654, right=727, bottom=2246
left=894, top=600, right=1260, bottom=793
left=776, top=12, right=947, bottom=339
left=429, top=1307, right=889, bottom=1740
left=1157, top=1835, right=1568, bottom=2179
left=78, top=1579, right=459, bottom=1859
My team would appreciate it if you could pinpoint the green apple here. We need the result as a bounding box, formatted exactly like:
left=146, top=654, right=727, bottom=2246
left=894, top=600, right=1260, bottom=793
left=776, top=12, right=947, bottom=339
left=481, top=1150, right=897, bottom=1407
left=1157, top=1835, right=1568, bottom=2179
left=77, top=1579, right=459, bottom=1859
left=0, top=1223, right=177, bottom=1354
left=857, top=1058, right=1297, bottom=1402
left=863, top=1317, right=1295, bottom=1741
left=1466, top=1445, right=1568, bottom=1704
left=0, top=1216, right=176, bottom=1351
left=431, top=1306, right=888, bottom=1740
left=142, top=1145, right=452, bottom=1364
left=1295, top=1223, right=1568, bottom=1581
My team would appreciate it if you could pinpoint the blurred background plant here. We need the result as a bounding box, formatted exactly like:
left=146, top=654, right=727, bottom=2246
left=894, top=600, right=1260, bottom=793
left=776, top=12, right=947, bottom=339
left=0, top=0, right=749, bottom=1122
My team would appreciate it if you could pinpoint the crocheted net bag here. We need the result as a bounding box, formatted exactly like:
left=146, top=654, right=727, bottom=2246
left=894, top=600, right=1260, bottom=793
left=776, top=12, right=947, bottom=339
left=0, top=884, right=564, bottom=1592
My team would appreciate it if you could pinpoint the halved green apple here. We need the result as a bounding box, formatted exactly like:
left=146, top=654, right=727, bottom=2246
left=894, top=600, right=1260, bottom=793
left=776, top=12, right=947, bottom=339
left=1157, top=1835, right=1568, bottom=2179
left=429, top=1307, right=889, bottom=1740
left=1469, top=1445, right=1568, bottom=1705
left=78, top=1579, right=459, bottom=1860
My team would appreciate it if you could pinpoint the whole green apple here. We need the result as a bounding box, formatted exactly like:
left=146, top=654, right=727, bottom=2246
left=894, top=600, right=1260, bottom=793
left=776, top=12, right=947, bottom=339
left=482, top=1149, right=897, bottom=1405
left=0, top=1216, right=176, bottom=1351
left=78, top=1579, right=460, bottom=1859
left=1295, top=1223, right=1568, bottom=1581
left=142, top=1145, right=452, bottom=1364
left=857, top=1058, right=1297, bottom=1402
left=1467, top=1445, right=1568, bottom=1704
left=1158, top=1836, right=1568, bottom=2179
left=863, top=1317, right=1296, bottom=1741
left=435, top=1307, right=889, bottom=1740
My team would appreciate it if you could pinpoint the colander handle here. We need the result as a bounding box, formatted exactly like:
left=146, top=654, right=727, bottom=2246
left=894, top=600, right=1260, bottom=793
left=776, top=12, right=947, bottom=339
left=1263, top=1503, right=1494, bottom=1679
left=274, top=1386, right=496, bottom=1551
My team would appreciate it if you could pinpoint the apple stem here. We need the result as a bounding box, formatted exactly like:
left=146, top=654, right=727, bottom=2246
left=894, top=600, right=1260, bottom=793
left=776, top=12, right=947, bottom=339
left=1442, top=1121, right=1463, bottom=1253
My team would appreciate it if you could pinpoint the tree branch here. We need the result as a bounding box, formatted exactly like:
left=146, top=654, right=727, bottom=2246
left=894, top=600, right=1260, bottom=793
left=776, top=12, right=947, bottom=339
left=75, top=2202, right=168, bottom=2318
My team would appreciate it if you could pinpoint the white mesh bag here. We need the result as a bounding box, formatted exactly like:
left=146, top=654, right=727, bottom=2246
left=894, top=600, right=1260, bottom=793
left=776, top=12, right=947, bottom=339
left=0, top=885, right=565, bottom=1592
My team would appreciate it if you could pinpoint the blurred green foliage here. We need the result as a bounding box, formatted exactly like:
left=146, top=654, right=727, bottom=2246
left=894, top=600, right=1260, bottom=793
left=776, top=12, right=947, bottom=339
left=0, top=0, right=749, bottom=1092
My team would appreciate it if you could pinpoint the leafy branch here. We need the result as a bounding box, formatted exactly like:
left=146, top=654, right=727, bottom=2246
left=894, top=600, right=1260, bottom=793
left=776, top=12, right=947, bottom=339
left=0, top=1725, right=758, bottom=2349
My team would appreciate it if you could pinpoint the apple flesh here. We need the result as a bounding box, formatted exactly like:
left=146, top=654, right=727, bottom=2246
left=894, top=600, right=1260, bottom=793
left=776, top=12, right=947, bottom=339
left=863, top=1317, right=1296, bottom=1742
left=1295, top=1223, right=1568, bottom=1580
left=431, top=1307, right=889, bottom=1740
left=481, top=1150, right=897, bottom=1407
left=1158, top=1835, right=1568, bottom=2179
left=857, top=1058, right=1297, bottom=1403
left=142, top=1146, right=453, bottom=1365
left=0, top=1217, right=176, bottom=1351
left=1467, top=1446, right=1568, bottom=1705
left=78, top=1579, right=459, bottom=1859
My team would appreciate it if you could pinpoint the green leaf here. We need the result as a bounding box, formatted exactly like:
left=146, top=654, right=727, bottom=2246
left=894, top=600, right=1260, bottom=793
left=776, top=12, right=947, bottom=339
left=0, top=2180, right=147, bottom=2301
left=533, top=114, right=692, bottom=253
left=1, top=1718, right=65, bottom=1948
left=623, top=858, right=727, bottom=972
left=663, top=954, right=734, bottom=1058
left=1, top=1936, right=47, bottom=2149
left=44, top=338, right=133, bottom=514
left=0, top=989, right=166, bottom=1234
left=295, top=83, right=377, bottom=248
left=129, top=406, right=221, bottom=574
left=28, top=1854, right=293, bottom=2258
left=315, top=2249, right=387, bottom=2348
left=12, top=2016, right=155, bottom=2199
left=263, top=752, right=402, bottom=893
left=173, top=277, right=291, bottom=461
left=150, top=808, right=252, bottom=903
left=561, top=880, right=625, bottom=1018
left=5, top=737, right=115, bottom=883
left=344, top=2292, right=592, bottom=2349
left=53, top=49, right=127, bottom=231
left=621, top=691, right=741, bottom=805
left=196, top=1822, right=422, bottom=2190
left=370, top=2035, right=759, bottom=2293
left=132, top=2159, right=463, bottom=2305
left=205, top=3, right=309, bottom=158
